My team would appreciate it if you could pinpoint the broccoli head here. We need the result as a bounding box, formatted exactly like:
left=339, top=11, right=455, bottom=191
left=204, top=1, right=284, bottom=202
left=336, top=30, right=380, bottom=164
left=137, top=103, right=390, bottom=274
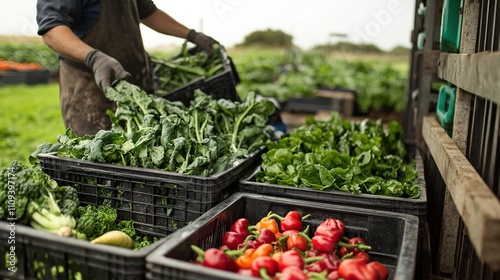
left=54, top=186, right=79, bottom=216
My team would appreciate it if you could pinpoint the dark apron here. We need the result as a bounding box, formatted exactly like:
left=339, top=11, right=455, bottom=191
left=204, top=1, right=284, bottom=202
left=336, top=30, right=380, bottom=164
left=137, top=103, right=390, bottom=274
left=59, top=0, right=153, bottom=136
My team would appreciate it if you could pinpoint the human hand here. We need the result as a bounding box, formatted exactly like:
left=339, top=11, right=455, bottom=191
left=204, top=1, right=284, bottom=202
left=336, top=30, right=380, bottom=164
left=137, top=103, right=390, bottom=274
left=187, top=29, right=219, bottom=56
left=84, top=49, right=131, bottom=91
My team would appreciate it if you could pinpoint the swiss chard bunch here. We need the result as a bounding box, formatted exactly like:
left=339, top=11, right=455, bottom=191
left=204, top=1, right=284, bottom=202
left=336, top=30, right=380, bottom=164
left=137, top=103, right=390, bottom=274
left=256, top=112, right=420, bottom=198
left=151, top=42, right=225, bottom=95
left=214, top=92, right=276, bottom=156
left=32, top=80, right=275, bottom=177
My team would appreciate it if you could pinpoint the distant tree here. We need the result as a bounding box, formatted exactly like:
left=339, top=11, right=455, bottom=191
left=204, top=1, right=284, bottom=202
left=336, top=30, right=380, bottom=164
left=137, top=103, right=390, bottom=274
left=388, top=45, right=410, bottom=56
left=238, top=29, right=293, bottom=48
left=311, top=41, right=383, bottom=54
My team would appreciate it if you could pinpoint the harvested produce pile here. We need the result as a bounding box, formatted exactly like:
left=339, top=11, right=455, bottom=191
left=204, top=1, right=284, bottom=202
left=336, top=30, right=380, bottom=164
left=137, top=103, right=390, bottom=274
left=0, top=42, right=59, bottom=73
left=0, top=59, right=42, bottom=72
left=32, top=80, right=276, bottom=176
left=255, top=112, right=420, bottom=198
left=151, top=43, right=225, bottom=95
left=190, top=210, right=388, bottom=280
left=0, top=161, right=155, bottom=250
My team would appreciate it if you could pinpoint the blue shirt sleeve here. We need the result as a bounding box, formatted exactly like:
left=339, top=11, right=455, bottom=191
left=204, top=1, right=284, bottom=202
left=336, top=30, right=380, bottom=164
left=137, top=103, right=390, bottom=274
left=36, top=0, right=157, bottom=37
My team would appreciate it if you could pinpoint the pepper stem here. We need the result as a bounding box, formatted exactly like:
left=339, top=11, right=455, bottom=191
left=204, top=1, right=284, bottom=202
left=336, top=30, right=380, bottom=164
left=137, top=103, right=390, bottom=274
left=302, top=224, right=310, bottom=235
left=299, top=232, right=312, bottom=243
left=341, top=252, right=354, bottom=260
left=306, top=270, right=329, bottom=280
left=190, top=245, right=205, bottom=263
left=266, top=213, right=284, bottom=221
left=304, top=256, right=325, bottom=264
left=224, top=244, right=248, bottom=257
left=337, top=241, right=372, bottom=251
left=259, top=267, right=273, bottom=280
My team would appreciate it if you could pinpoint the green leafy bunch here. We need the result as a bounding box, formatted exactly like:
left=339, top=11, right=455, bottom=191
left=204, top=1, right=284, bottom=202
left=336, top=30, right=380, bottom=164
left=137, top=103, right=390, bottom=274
left=32, top=80, right=276, bottom=177
left=256, top=112, right=420, bottom=198
left=0, top=161, right=82, bottom=236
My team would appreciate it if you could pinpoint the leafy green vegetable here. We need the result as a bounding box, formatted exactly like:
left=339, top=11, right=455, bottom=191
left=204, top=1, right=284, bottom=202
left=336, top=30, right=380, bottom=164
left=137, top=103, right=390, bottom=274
left=116, top=220, right=159, bottom=250
left=75, top=205, right=117, bottom=241
left=54, top=186, right=79, bottom=216
left=256, top=112, right=420, bottom=198
left=32, top=80, right=275, bottom=176
left=151, top=43, right=225, bottom=95
left=0, top=162, right=80, bottom=237
left=0, top=161, right=83, bottom=236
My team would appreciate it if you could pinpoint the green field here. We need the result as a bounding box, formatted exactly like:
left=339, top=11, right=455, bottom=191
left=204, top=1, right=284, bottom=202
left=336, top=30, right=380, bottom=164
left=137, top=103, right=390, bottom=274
left=0, top=83, right=65, bottom=168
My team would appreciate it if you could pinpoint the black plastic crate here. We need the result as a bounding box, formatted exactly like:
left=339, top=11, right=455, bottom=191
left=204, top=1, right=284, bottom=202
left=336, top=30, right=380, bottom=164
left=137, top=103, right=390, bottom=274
left=145, top=192, right=419, bottom=280
left=37, top=149, right=262, bottom=236
left=0, top=69, right=50, bottom=86
left=0, top=224, right=166, bottom=280
left=201, top=53, right=240, bottom=102
left=283, top=96, right=340, bottom=114
left=159, top=77, right=205, bottom=106
left=238, top=153, right=427, bottom=241
left=153, top=45, right=240, bottom=103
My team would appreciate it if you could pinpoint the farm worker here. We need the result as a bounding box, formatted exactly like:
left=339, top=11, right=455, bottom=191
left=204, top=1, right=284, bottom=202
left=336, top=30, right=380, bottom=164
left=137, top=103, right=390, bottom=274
left=36, top=0, right=218, bottom=136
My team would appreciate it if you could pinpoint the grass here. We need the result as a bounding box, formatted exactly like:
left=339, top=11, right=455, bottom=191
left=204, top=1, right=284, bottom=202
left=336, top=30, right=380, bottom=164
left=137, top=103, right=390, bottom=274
left=0, top=83, right=65, bottom=168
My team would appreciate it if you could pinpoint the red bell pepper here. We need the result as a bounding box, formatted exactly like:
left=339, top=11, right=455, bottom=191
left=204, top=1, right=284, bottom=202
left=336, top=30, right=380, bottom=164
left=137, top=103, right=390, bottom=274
left=337, top=258, right=381, bottom=280
left=320, top=218, right=345, bottom=236
left=367, top=261, right=389, bottom=280
left=311, top=235, right=337, bottom=254
left=281, top=211, right=304, bottom=232
left=230, top=218, right=250, bottom=239
left=281, top=229, right=300, bottom=237
left=316, top=252, right=341, bottom=273
left=222, top=231, right=245, bottom=250
left=354, top=251, right=370, bottom=263
left=327, top=270, right=340, bottom=280
left=272, top=250, right=305, bottom=272
left=278, top=266, right=309, bottom=280
left=255, top=228, right=277, bottom=244
left=314, top=224, right=343, bottom=243
left=286, top=233, right=309, bottom=252
left=245, top=239, right=261, bottom=249
left=269, top=211, right=310, bottom=232
left=191, top=245, right=239, bottom=272
left=251, top=256, right=279, bottom=278
left=305, top=258, right=327, bottom=273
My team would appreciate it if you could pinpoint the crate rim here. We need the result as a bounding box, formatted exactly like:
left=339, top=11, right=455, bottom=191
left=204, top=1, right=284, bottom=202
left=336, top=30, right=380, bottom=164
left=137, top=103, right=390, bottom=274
left=146, top=192, right=420, bottom=279
left=38, top=147, right=263, bottom=183
left=0, top=220, right=168, bottom=258
left=239, top=152, right=427, bottom=204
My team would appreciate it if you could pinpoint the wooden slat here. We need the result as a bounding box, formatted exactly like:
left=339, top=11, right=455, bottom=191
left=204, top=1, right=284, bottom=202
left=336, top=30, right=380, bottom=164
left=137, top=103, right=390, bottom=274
left=453, top=0, right=480, bottom=153
left=437, top=1, right=481, bottom=274
left=423, top=50, right=441, bottom=75
left=438, top=52, right=500, bottom=105
left=423, top=115, right=500, bottom=270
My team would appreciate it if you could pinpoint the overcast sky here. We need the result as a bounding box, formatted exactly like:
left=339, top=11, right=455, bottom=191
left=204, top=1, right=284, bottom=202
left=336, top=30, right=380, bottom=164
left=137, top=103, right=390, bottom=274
left=1, top=0, right=415, bottom=51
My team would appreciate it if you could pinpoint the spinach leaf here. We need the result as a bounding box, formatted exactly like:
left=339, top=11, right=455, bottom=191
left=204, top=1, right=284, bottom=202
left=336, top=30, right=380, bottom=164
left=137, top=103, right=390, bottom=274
left=256, top=112, right=420, bottom=198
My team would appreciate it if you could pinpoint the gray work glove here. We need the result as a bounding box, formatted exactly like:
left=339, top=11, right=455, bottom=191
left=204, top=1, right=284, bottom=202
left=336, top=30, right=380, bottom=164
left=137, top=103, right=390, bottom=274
left=187, top=29, right=219, bottom=56
left=84, top=49, right=131, bottom=91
